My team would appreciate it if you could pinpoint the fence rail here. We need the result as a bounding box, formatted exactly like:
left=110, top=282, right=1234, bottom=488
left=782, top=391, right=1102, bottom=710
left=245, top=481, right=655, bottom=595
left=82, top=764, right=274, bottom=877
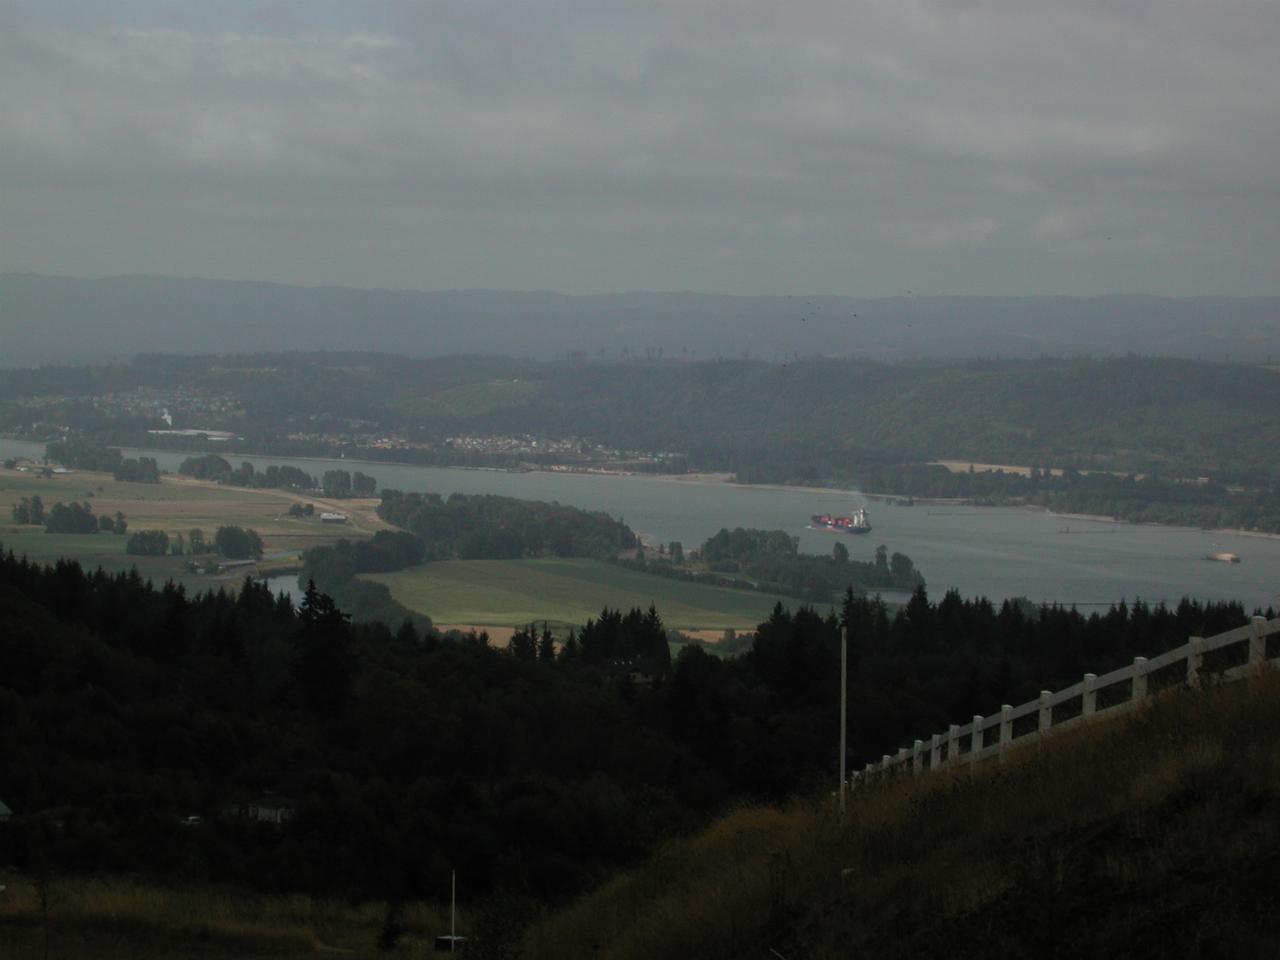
left=851, top=615, right=1280, bottom=784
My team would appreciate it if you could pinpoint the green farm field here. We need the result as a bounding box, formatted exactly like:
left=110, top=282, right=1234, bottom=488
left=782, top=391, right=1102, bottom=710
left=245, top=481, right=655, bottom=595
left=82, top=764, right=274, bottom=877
left=365, top=557, right=815, bottom=634
left=0, top=464, right=385, bottom=590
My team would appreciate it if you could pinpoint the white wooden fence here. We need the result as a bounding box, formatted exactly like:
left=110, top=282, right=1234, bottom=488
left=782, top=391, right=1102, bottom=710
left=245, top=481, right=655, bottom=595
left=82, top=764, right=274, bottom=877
left=851, top=614, right=1280, bottom=784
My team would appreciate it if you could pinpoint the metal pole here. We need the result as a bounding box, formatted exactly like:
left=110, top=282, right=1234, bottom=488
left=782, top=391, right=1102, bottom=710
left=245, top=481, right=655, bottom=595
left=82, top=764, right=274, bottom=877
left=839, top=625, right=847, bottom=814
left=451, top=869, right=456, bottom=951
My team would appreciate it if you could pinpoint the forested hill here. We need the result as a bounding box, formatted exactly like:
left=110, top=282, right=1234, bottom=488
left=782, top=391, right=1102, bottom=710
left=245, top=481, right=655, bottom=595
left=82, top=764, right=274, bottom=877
left=9, top=352, right=1276, bottom=480
left=5, top=272, right=1280, bottom=366
left=424, top=354, right=1280, bottom=478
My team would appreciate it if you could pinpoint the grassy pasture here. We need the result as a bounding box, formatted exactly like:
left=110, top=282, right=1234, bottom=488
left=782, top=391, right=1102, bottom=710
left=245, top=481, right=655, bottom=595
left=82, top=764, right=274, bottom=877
left=365, top=557, right=811, bottom=633
left=0, top=464, right=383, bottom=590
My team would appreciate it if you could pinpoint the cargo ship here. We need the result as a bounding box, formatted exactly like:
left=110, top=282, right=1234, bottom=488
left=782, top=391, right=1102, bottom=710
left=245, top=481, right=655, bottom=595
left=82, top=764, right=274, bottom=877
left=809, top=507, right=871, bottom=534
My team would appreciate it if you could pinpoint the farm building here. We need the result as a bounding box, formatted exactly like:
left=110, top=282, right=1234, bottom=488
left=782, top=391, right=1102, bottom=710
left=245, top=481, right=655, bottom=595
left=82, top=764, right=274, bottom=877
left=224, top=794, right=296, bottom=825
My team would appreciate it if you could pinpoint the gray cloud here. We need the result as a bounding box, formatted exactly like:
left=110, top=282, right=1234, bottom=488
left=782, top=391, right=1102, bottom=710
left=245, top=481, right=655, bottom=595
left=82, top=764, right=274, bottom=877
left=2, top=0, right=1278, bottom=294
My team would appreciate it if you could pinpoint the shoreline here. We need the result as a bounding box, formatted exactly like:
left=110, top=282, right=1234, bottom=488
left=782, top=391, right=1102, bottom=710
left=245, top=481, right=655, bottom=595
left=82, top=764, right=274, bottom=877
left=7, top=435, right=1279, bottom=542
left=1041, top=507, right=1280, bottom=542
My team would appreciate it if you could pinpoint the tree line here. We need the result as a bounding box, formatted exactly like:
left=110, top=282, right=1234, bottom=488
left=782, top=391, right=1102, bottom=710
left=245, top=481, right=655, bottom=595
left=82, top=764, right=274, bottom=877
left=376, top=489, right=637, bottom=560
left=298, top=534, right=433, bottom=630
left=616, top=528, right=923, bottom=604
left=856, top=462, right=1280, bottom=533
left=698, top=527, right=922, bottom=600
left=11, top=497, right=129, bottom=536
left=43, top=440, right=160, bottom=483
left=178, top=454, right=376, bottom=498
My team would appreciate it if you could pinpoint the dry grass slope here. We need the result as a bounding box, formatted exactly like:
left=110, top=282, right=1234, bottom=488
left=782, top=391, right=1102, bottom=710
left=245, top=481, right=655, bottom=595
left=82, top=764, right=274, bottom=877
left=529, top=668, right=1280, bottom=960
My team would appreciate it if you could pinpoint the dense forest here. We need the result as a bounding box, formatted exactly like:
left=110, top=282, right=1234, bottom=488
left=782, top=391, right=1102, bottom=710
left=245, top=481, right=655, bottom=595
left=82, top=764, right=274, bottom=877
left=5, top=353, right=1276, bottom=477
left=0, top=545, right=1267, bottom=909
left=376, top=489, right=638, bottom=560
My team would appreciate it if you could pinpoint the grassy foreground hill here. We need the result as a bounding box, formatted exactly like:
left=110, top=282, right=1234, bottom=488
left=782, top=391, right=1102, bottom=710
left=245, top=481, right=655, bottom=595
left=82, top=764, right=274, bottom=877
left=528, top=669, right=1280, bottom=960
left=5, top=675, right=1275, bottom=959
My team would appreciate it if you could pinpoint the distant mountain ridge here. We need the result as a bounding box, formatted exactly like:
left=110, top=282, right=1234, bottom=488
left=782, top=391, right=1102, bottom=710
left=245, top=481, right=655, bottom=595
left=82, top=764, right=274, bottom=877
left=3, top=272, right=1279, bottom=367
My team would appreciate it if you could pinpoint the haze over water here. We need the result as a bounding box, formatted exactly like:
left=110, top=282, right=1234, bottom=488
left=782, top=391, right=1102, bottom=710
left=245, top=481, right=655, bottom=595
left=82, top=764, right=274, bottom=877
left=4, top=439, right=1276, bottom=612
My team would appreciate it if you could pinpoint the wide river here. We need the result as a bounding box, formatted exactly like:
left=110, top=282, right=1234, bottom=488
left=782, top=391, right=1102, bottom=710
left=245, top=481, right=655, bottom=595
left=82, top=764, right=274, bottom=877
left=4, top=439, right=1278, bottom=611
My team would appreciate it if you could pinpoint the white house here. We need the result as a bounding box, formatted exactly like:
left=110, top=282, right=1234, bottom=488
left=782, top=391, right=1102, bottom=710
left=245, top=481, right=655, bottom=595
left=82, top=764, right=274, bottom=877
left=245, top=795, right=296, bottom=825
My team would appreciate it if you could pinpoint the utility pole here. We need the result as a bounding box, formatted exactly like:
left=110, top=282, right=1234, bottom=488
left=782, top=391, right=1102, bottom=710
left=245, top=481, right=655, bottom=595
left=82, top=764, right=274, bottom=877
left=839, top=624, right=848, bottom=815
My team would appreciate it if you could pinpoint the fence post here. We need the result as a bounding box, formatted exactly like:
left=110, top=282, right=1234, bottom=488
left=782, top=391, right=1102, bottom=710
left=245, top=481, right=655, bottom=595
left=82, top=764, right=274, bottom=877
left=912, top=739, right=924, bottom=774
left=998, top=704, right=1013, bottom=756
left=1038, top=690, right=1052, bottom=735
left=1132, top=656, right=1148, bottom=702
left=1187, top=636, right=1204, bottom=688
left=1082, top=673, right=1098, bottom=717
left=882, top=754, right=891, bottom=779
left=970, top=715, right=983, bottom=764
left=1249, top=616, right=1267, bottom=666
left=898, top=746, right=910, bottom=773
left=930, top=732, right=943, bottom=770
left=947, top=724, right=960, bottom=767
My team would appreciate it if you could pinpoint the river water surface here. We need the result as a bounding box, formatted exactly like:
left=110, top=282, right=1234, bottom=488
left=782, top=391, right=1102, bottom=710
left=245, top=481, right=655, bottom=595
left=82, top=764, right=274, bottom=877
left=3, top=439, right=1277, bottom=611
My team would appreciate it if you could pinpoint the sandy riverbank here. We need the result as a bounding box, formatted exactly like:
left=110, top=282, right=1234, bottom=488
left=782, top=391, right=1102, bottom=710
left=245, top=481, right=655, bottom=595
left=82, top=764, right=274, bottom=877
left=1042, top=507, right=1280, bottom=541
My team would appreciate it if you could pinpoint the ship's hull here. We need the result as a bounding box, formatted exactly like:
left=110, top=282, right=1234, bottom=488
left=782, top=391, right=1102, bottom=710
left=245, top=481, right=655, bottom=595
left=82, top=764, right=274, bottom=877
left=809, top=513, right=872, bottom=535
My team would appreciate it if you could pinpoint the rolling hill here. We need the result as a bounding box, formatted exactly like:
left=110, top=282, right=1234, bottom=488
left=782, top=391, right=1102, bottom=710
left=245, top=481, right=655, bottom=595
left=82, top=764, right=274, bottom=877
left=4, top=272, right=1280, bottom=367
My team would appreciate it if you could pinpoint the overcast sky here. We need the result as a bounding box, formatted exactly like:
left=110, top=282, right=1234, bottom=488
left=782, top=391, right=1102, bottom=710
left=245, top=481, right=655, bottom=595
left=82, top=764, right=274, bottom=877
left=3, top=0, right=1278, bottom=296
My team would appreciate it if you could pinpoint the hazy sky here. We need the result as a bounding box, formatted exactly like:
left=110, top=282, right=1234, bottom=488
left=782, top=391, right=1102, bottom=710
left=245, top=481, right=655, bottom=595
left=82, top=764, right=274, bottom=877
left=3, top=1, right=1279, bottom=296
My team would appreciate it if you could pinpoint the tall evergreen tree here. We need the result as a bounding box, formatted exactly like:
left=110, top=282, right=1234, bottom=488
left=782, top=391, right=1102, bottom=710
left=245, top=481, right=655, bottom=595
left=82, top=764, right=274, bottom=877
left=292, top=579, right=355, bottom=718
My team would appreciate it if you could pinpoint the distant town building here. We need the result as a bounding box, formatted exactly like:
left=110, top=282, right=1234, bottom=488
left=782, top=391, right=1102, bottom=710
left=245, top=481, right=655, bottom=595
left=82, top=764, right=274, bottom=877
left=147, top=428, right=237, bottom=441
left=247, top=796, right=296, bottom=824
left=224, top=794, right=296, bottom=825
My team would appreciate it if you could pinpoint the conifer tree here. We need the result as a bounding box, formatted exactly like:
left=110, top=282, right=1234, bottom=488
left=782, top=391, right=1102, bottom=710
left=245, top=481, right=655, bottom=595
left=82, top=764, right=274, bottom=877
left=292, top=579, right=355, bottom=717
